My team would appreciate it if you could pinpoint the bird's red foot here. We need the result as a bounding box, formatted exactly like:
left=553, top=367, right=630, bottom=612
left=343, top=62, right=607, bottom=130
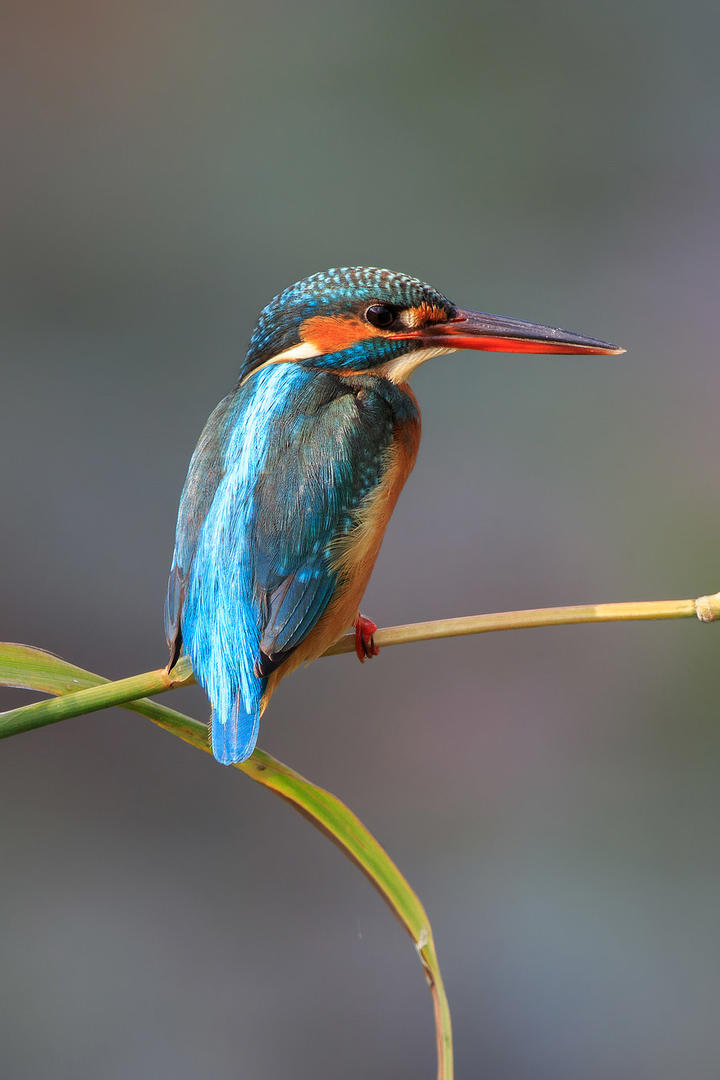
left=354, top=614, right=379, bottom=663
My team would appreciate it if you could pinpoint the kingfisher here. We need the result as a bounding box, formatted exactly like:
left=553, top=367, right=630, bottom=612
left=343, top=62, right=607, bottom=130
left=166, top=267, right=622, bottom=764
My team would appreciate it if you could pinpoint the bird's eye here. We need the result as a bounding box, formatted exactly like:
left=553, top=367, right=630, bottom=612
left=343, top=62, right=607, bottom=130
left=365, top=304, right=395, bottom=329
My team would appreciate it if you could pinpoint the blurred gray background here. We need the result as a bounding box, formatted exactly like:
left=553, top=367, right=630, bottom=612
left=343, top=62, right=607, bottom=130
left=2, top=1, right=720, bottom=1077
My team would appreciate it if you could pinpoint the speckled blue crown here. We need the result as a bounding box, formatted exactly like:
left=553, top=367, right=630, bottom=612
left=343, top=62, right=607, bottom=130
left=241, top=266, right=455, bottom=378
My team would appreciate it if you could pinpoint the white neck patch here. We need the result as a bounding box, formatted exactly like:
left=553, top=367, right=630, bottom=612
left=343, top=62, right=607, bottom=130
left=261, top=340, right=322, bottom=365
left=244, top=342, right=455, bottom=386
left=242, top=340, right=322, bottom=384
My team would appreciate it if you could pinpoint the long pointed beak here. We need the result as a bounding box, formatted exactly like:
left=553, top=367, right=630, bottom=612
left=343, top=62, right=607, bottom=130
left=402, top=307, right=624, bottom=355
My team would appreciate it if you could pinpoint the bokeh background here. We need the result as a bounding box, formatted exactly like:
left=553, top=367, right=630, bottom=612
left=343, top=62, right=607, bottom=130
left=2, top=1, right=720, bottom=1077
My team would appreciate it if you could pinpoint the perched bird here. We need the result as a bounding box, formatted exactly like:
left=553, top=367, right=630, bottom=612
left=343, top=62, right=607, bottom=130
left=166, top=267, right=622, bottom=764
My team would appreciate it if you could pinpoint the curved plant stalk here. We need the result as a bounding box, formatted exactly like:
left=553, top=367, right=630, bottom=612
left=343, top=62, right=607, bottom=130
left=0, top=643, right=452, bottom=1080
left=3, top=591, right=719, bottom=742
left=324, top=591, right=720, bottom=655
left=1, top=590, right=719, bottom=1077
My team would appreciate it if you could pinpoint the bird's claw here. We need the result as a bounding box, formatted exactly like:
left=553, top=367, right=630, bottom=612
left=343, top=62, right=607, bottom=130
left=354, top=614, right=379, bottom=662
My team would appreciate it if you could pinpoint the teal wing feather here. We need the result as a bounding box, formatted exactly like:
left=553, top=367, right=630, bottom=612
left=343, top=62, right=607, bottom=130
left=167, top=366, right=408, bottom=763
left=250, top=380, right=397, bottom=674
left=164, top=392, right=236, bottom=667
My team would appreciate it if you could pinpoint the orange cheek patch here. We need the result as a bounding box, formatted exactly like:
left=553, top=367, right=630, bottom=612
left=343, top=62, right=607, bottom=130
left=299, top=314, right=378, bottom=354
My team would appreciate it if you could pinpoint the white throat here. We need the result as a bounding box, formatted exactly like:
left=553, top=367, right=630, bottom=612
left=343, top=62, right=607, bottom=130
left=377, top=346, right=456, bottom=384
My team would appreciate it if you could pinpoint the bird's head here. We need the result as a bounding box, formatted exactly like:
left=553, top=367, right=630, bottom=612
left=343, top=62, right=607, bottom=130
left=240, top=266, right=623, bottom=384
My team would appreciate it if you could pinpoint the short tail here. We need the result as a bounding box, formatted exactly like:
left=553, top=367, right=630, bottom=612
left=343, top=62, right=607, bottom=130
left=211, top=692, right=261, bottom=765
